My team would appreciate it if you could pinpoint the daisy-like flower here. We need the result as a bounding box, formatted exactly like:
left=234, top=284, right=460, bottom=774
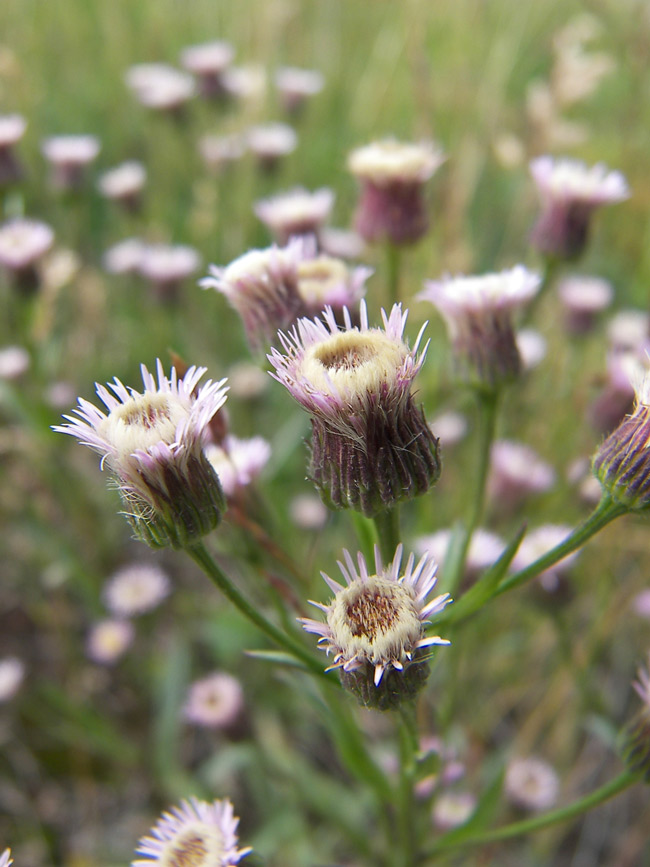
left=180, top=40, right=235, bottom=99
left=138, top=243, right=201, bottom=303
left=201, top=241, right=303, bottom=353
left=183, top=672, right=244, bottom=730
left=432, top=793, right=476, bottom=830
left=205, top=435, right=271, bottom=498
left=98, top=161, right=147, bottom=212
left=348, top=139, right=445, bottom=246
left=0, top=849, right=13, bottom=867
left=0, top=657, right=25, bottom=703
left=529, top=156, right=629, bottom=260
left=132, top=797, right=251, bottom=867
left=126, top=64, right=196, bottom=114
left=41, top=134, right=100, bottom=191
left=302, top=545, right=451, bottom=709
left=488, top=440, right=555, bottom=510
left=247, top=123, right=297, bottom=172
left=103, top=562, right=171, bottom=617
left=592, top=370, right=650, bottom=510
left=0, top=218, right=54, bottom=294
left=86, top=619, right=135, bottom=665
left=53, top=360, right=228, bottom=549
left=557, top=274, right=613, bottom=334
left=103, top=238, right=147, bottom=275
left=269, top=301, right=441, bottom=516
left=253, top=187, right=335, bottom=245
left=296, top=253, right=371, bottom=320
left=505, top=757, right=560, bottom=812
left=0, top=113, right=26, bottom=187
left=419, top=266, right=541, bottom=390
left=274, top=66, right=324, bottom=115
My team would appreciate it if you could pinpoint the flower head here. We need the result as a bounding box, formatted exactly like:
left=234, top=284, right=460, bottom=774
left=296, top=254, right=371, bottom=319
left=0, top=657, right=25, bottom=702
left=247, top=123, right=297, bottom=171
left=54, top=360, right=228, bottom=549
left=557, top=275, right=613, bottom=334
left=253, top=187, right=334, bottom=245
left=505, top=757, right=560, bottom=812
left=103, top=562, right=171, bottom=617
left=180, top=41, right=234, bottom=99
left=432, top=793, right=476, bottom=830
left=132, top=797, right=251, bottom=867
left=269, top=301, right=441, bottom=516
left=529, top=156, right=629, bottom=260
left=348, top=139, right=445, bottom=245
left=139, top=244, right=201, bottom=302
left=274, top=66, right=324, bottom=114
left=98, top=161, right=146, bottom=211
left=205, top=435, right=271, bottom=498
left=183, top=672, right=244, bottom=730
left=592, top=371, right=650, bottom=510
left=302, top=544, right=451, bottom=709
left=86, top=619, right=135, bottom=665
left=201, top=242, right=303, bottom=353
left=41, top=134, right=100, bottom=191
left=0, top=218, right=54, bottom=272
left=126, top=64, right=196, bottom=112
left=420, top=266, right=540, bottom=389
left=0, top=113, right=26, bottom=187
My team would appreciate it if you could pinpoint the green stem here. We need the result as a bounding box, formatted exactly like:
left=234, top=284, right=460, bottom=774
left=373, top=506, right=401, bottom=563
left=187, top=542, right=333, bottom=683
left=424, top=769, right=637, bottom=857
left=395, top=703, right=420, bottom=867
left=496, top=494, right=627, bottom=597
left=443, top=390, right=499, bottom=595
left=386, top=243, right=402, bottom=308
left=525, top=256, right=561, bottom=323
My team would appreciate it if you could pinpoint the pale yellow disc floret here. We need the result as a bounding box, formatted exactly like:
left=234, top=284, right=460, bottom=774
left=300, top=329, right=407, bottom=397
left=348, top=140, right=443, bottom=185
left=160, top=823, right=225, bottom=867
left=297, top=256, right=349, bottom=304
left=100, top=392, right=187, bottom=462
left=327, top=575, right=422, bottom=664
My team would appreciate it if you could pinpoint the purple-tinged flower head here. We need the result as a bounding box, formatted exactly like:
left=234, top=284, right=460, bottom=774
left=607, top=309, right=649, bottom=354
left=505, top=757, right=560, bottom=812
left=429, top=411, right=468, bottom=448
left=247, top=123, right=297, bottom=172
left=348, top=139, right=445, bottom=246
left=41, top=134, right=100, bottom=191
left=183, top=672, right=244, bottom=730
left=126, top=64, right=196, bottom=114
left=198, top=134, right=247, bottom=174
left=432, top=793, right=476, bottom=830
left=296, top=252, right=372, bottom=321
left=0, top=346, right=30, bottom=381
left=274, top=66, right=325, bottom=115
left=86, top=619, right=135, bottom=665
left=488, top=440, right=555, bottom=511
left=98, top=161, right=146, bottom=212
left=415, top=528, right=506, bottom=583
left=0, top=114, right=26, bottom=186
left=319, top=226, right=366, bottom=261
left=132, top=797, right=251, bottom=867
left=516, top=328, right=547, bottom=371
left=289, top=493, right=328, bottom=530
left=0, top=218, right=54, bottom=294
left=103, top=562, right=171, bottom=617
left=592, top=370, right=650, bottom=511
left=201, top=241, right=304, bottom=353
left=103, top=238, right=147, bottom=276
left=0, top=849, right=12, bottom=867
left=269, top=301, right=441, bottom=516
left=205, top=434, right=271, bottom=498
left=622, top=652, right=650, bottom=782
left=180, top=41, right=235, bottom=99
left=529, top=156, right=629, bottom=260
left=53, top=360, right=228, bottom=549
left=221, top=65, right=267, bottom=104
left=511, top=524, right=579, bottom=599
left=0, top=657, right=25, bottom=703
left=139, top=244, right=201, bottom=303
left=254, top=187, right=335, bottom=246
left=558, top=274, right=613, bottom=334
left=302, top=545, right=451, bottom=709
left=420, top=266, right=541, bottom=390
